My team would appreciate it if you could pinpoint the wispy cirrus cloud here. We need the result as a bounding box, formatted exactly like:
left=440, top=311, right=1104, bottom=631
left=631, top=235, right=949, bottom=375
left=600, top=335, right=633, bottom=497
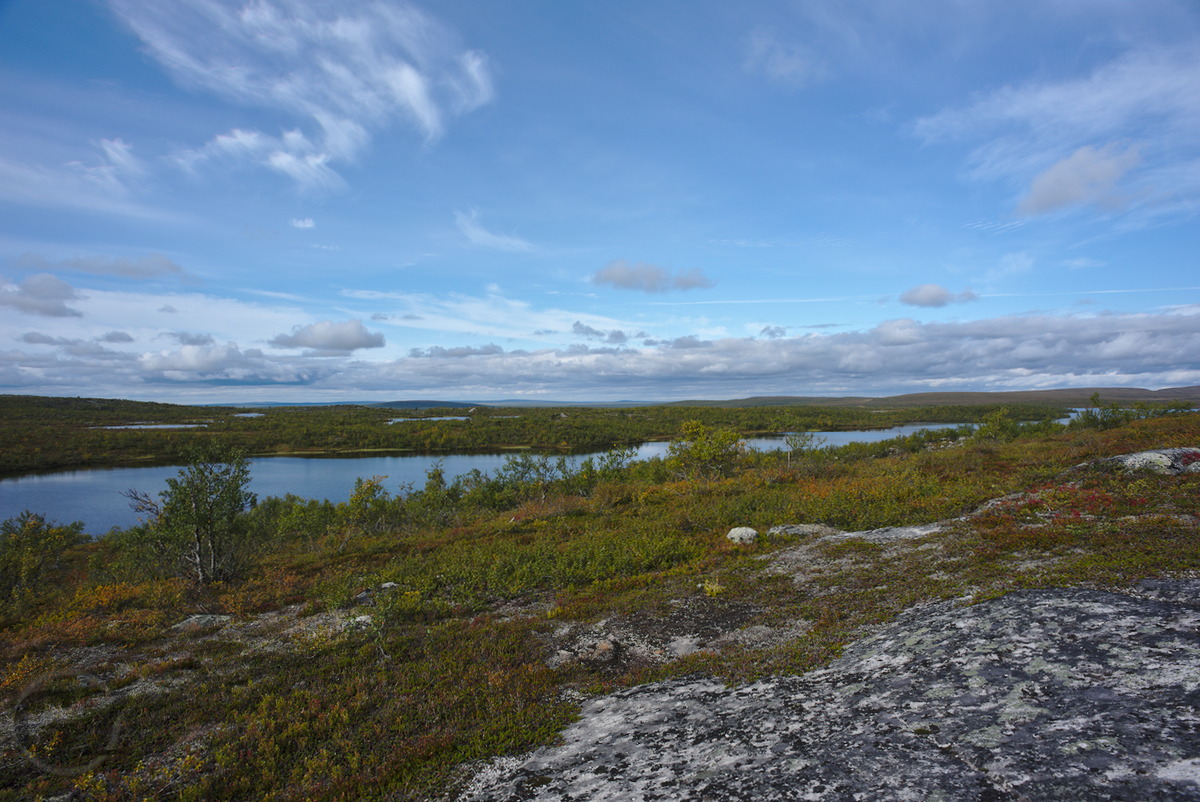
left=0, top=140, right=176, bottom=221
left=743, top=29, right=825, bottom=88
left=914, top=44, right=1200, bottom=220
left=346, top=285, right=633, bottom=342
left=109, top=0, right=493, bottom=189
left=16, top=253, right=189, bottom=280
left=454, top=210, right=535, bottom=252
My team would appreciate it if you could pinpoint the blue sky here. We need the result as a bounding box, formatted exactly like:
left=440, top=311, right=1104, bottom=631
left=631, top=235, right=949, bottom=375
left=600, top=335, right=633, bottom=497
left=1, top=0, right=1198, bottom=403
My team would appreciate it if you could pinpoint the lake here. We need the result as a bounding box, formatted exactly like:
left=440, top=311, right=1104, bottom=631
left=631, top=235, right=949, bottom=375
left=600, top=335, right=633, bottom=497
left=0, top=423, right=965, bottom=535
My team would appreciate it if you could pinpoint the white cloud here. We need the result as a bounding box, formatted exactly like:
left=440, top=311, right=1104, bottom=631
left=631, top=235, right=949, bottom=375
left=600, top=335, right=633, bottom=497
left=899, top=284, right=978, bottom=308
left=454, top=210, right=535, bottom=252
left=348, top=286, right=631, bottom=342
left=137, top=342, right=321, bottom=385
left=592, top=260, right=716, bottom=293
left=291, top=218, right=315, bottom=229
left=175, top=128, right=346, bottom=192
left=359, top=308, right=1200, bottom=398
left=0, top=142, right=174, bottom=221
left=270, top=319, right=386, bottom=353
left=17, top=253, right=187, bottom=279
left=0, top=273, right=84, bottom=317
left=1017, top=144, right=1141, bottom=216
left=1063, top=257, right=1104, bottom=270
left=743, top=29, right=825, bottom=87
left=983, top=252, right=1035, bottom=285
left=5, top=300, right=1199, bottom=399
left=110, top=0, right=493, bottom=188
left=914, top=44, right=1200, bottom=220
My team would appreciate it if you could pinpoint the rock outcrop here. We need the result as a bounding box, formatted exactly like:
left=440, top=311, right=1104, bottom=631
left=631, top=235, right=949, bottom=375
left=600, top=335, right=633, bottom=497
left=459, top=579, right=1200, bottom=801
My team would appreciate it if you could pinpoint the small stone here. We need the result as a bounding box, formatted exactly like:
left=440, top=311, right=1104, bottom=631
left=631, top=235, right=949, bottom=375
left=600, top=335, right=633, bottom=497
left=727, top=526, right=759, bottom=544
left=380, top=581, right=398, bottom=590
left=581, top=639, right=619, bottom=663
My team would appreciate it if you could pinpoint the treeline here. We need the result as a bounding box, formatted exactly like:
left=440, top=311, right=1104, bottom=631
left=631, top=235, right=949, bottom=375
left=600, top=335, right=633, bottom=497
left=0, top=394, right=1078, bottom=476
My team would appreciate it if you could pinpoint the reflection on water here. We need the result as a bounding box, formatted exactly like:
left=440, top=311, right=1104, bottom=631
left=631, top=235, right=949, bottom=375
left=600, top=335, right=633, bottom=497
left=0, top=422, right=967, bottom=535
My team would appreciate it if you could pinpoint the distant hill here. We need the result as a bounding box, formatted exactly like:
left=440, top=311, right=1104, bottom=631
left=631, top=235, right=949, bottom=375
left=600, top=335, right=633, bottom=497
left=365, top=387, right=1200, bottom=409
left=658, top=387, right=1200, bottom=408
left=368, top=400, right=483, bottom=410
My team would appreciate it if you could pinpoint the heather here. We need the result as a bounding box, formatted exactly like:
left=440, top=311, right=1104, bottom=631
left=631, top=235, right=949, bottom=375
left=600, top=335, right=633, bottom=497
left=1, top=399, right=1197, bottom=800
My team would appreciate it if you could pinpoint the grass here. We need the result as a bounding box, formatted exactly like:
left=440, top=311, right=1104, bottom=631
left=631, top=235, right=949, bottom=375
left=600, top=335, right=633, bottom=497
left=1, top=411, right=1197, bottom=799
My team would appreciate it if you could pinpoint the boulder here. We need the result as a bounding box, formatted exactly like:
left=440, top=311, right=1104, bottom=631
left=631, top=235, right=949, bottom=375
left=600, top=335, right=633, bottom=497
left=726, top=526, right=758, bottom=544
left=1087, top=447, right=1200, bottom=475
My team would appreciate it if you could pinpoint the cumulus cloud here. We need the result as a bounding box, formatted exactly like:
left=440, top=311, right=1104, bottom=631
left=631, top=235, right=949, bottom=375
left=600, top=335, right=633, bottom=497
left=7, top=302, right=1199, bottom=399
left=454, top=210, right=535, bottom=252
left=100, top=331, right=135, bottom=343
left=164, top=331, right=215, bottom=347
left=17, top=253, right=187, bottom=280
left=291, top=218, right=315, bottom=229
left=1017, top=144, right=1141, bottom=216
left=408, top=343, right=505, bottom=358
left=138, top=342, right=319, bottom=384
left=111, top=0, right=493, bottom=189
left=351, top=308, right=1200, bottom=399
left=0, top=273, right=84, bottom=317
left=592, top=260, right=715, bottom=293
left=760, top=325, right=787, bottom=339
left=899, top=284, right=978, bottom=308
left=270, top=319, right=385, bottom=353
left=571, top=320, right=638, bottom=345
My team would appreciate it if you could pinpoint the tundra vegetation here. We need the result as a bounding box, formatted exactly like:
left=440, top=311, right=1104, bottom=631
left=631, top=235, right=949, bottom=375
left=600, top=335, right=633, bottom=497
left=0, top=395, right=1197, bottom=800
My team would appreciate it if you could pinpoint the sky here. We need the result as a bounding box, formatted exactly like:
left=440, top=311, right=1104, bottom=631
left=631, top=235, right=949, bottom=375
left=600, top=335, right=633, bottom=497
left=1, top=0, right=1198, bottom=404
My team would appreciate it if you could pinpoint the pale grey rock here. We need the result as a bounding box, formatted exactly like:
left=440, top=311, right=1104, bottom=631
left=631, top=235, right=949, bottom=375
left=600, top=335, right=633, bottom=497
left=1090, top=447, right=1200, bottom=475
left=766, top=523, right=844, bottom=538
left=825, top=521, right=944, bottom=543
left=726, top=526, right=758, bottom=544
left=460, top=581, right=1200, bottom=801
left=170, top=614, right=230, bottom=632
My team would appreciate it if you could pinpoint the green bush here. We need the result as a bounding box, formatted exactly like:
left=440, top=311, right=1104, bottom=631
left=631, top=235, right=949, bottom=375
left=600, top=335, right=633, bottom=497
left=0, top=510, right=85, bottom=605
left=121, top=444, right=259, bottom=584
left=667, top=420, right=747, bottom=480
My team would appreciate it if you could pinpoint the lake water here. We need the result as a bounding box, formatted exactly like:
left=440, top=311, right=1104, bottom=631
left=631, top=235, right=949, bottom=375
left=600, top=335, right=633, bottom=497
left=0, top=422, right=964, bottom=535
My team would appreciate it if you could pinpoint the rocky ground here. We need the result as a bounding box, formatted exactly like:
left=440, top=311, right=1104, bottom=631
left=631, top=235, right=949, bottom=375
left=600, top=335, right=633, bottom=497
left=5, top=449, right=1199, bottom=799
left=458, top=450, right=1200, bottom=801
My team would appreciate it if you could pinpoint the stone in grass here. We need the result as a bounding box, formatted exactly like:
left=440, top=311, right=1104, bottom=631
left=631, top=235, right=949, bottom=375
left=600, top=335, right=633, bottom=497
left=726, top=527, right=759, bottom=545
left=171, top=614, right=231, bottom=632
left=767, top=523, right=844, bottom=538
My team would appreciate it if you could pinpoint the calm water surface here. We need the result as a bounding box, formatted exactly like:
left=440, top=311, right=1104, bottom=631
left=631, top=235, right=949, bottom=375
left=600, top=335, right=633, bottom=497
left=0, top=423, right=963, bottom=535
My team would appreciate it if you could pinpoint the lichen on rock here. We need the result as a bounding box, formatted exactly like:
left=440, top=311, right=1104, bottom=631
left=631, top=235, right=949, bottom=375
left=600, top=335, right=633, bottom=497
left=460, top=580, right=1200, bottom=801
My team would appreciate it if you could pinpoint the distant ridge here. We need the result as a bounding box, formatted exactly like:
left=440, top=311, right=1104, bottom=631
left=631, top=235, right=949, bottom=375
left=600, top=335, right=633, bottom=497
left=367, top=400, right=483, bottom=410
left=659, top=387, right=1200, bottom=408
left=368, top=386, right=1200, bottom=409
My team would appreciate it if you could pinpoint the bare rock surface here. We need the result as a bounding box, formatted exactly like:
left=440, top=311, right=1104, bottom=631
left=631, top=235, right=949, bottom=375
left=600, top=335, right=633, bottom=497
left=1089, top=447, right=1200, bottom=475
left=459, top=579, right=1200, bottom=801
